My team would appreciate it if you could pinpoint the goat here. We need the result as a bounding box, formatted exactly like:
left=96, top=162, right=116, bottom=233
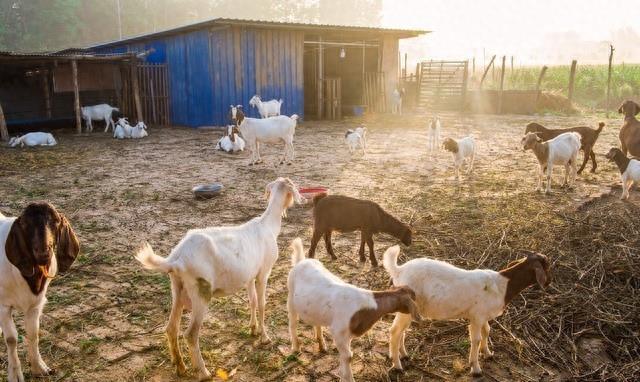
left=383, top=246, right=551, bottom=376
left=130, top=122, right=148, bottom=139
left=235, top=107, right=298, bottom=165
left=308, top=194, right=411, bottom=267
left=249, top=95, right=283, bottom=118
left=521, top=132, right=581, bottom=193
left=618, top=100, right=640, bottom=157
left=1, top=202, right=79, bottom=382
left=114, top=118, right=133, bottom=139
left=8, top=132, right=57, bottom=148
left=215, top=125, right=245, bottom=153
left=345, top=127, right=366, bottom=155
left=525, top=121, right=605, bottom=174
left=427, top=116, right=441, bottom=153
left=288, top=238, right=421, bottom=382
left=605, top=147, right=640, bottom=200
left=443, top=136, right=476, bottom=180
left=229, top=104, right=243, bottom=126
left=81, top=103, right=119, bottom=133
left=134, top=178, right=304, bottom=380
left=391, top=88, right=404, bottom=115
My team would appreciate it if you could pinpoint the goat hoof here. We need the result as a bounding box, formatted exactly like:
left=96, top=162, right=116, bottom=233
left=175, top=362, right=187, bottom=377
left=388, top=367, right=405, bottom=376
left=470, top=369, right=483, bottom=378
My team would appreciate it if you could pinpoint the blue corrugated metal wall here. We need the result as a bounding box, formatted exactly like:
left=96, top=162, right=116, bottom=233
left=95, top=26, right=304, bottom=127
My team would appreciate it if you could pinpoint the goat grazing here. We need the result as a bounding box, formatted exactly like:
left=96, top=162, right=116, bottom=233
left=383, top=246, right=551, bottom=376
left=308, top=194, right=411, bottom=267
left=235, top=107, right=299, bottom=165
left=8, top=132, right=57, bottom=148
left=443, top=136, right=475, bottom=180
left=1, top=202, right=80, bottom=382
left=114, top=118, right=133, bottom=139
left=249, top=95, right=283, bottom=118
left=525, top=121, right=605, bottom=174
left=130, top=122, right=148, bottom=139
left=288, top=238, right=421, bottom=382
left=345, top=127, right=366, bottom=155
left=215, top=125, right=245, bottom=153
left=618, top=100, right=640, bottom=157
left=606, top=147, right=640, bottom=200
left=81, top=103, right=119, bottom=133
left=427, top=116, right=441, bottom=153
left=134, top=178, right=304, bottom=380
left=521, top=132, right=581, bottom=193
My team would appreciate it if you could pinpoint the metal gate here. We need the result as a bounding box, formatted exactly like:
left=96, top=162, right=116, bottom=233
left=417, top=60, right=468, bottom=111
left=137, top=63, right=170, bottom=125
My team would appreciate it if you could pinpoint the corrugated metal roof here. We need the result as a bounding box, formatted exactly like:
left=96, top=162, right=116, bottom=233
left=0, top=49, right=139, bottom=60
left=90, top=17, right=429, bottom=49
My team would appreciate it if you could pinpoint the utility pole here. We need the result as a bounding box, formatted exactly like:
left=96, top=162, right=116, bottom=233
left=116, top=0, right=122, bottom=40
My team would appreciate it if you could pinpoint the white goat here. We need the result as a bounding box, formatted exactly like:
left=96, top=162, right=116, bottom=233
left=215, top=125, right=245, bottom=153
left=113, top=118, right=133, bottom=139
left=130, top=122, right=148, bottom=139
left=605, top=147, right=640, bottom=200
left=81, top=103, right=119, bottom=133
left=344, top=127, right=366, bottom=155
left=443, top=136, right=476, bottom=180
left=287, top=238, right=421, bottom=382
left=391, top=88, right=404, bottom=115
left=427, top=116, right=441, bottom=153
left=8, top=132, right=57, bottom=148
left=521, top=132, right=581, bottom=193
left=249, top=95, right=283, bottom=118
left=235, top=108, right=298, bottom=165
left=134, top=178, right=304, bottom=380
left=382, top=246, right=551, bottom=377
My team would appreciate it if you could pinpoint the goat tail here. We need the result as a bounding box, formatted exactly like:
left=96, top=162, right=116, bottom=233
left=279, top=99, right=283, bottom=104
left=596, top=122, right=605, bottom=134
left=290, top=237, right=305, bottom=266
left=382, top=245, right=401, bottom=280
left=134, top=242, right=173, bottom=273
left=290, top=114, right=299, bottom=121
left=312, top=192, right=328, bottom=206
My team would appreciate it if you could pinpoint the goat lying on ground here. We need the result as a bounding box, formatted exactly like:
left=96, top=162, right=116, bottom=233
left=215, top=125, right=245, bottom=153
left=1, top=202, right=79, bottom=382
left=427, top=116, right=441, bottom=153
left=525, top=121, right=605, bottom=174
left=308, top=194, right=411, bottom=267
left=235, top=107, right=299, bottom=165
left=134, top=178, right=304, bottom=380
left=130, top=122, right=148, bottom=139
left=81, top=103, right=119, bottom=133
left=249, top=95, right=283, bottom=118
left=8, top=132, right=57, bottom=147
left=114, top=118, right=133, bottom=139
left=521, top=132, right=581, bottom=193
left=618, top=100, right=640, bottom=157
left=383, top=246, right=551, bottom=376
left=606, top=147, right=640, bottom=200
left=443, top=136, right=475, bottom=180
left=345, top=127, right=366, bottom=155
left=288, top=238, right=421, bottom=382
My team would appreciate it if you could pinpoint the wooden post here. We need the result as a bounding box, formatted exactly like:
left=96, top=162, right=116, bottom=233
left=472, top=57, right=475, bottom=76
left=568, top=59, right=577, bottom=103
left=131, top=60, right=143, bottom=122
left=461, top=60, right=469, bottom=113
left=0, top=102, right=8, bottom=142
left=317, top=37, right=324, bottom=119
left=478, top=55, right=496, bottom=90
left=606, top=45, right=615, bottom=117
left=497, top=56, right=506, bottom=114
left=403, top=52, right=408, bottom=78
left=42, top=71, right=52, bottom=119
left=535, top=65, right=548, bottom=107
left=72, top=60, right=82, bottom=134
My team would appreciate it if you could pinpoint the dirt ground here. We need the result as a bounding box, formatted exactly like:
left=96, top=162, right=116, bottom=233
left=0, top=112, right=638, bottom=382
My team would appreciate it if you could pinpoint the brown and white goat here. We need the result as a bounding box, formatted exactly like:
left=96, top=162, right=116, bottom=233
left=308, top=194, right=412, bottom=267
left=1, top=202, right=80, bottom=382
left=618, top=100, right=640, bottom=157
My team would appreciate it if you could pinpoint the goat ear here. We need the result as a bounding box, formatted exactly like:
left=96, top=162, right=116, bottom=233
left=618, top=103, right=625, bottom=114
left=534, top=263, right=547, bottom=288
left=634, top=101, right=640, bottom=116
left=5, top=217, right=36, bottom=277
left=408, top=298, right=423, bottom=323
left=56, top=214, right=79, bottom=273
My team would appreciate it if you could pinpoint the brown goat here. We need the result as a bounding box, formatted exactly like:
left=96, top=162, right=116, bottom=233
left=525, top=121, right=604, bottom=174
left=618, top=100, right=640, bottom=157
left=309, top=194, right=412, bottom=267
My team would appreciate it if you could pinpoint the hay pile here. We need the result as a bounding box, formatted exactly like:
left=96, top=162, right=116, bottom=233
left=538, top=91, right=579, bottom=114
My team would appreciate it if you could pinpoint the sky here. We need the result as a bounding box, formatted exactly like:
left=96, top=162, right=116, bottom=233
left=382, top=0, right=640, bottom=66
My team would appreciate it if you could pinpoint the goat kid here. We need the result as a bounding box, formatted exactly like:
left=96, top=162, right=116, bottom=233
left=114, top=118, right=133, bottom=139
left=345, top=127, right=367, bottom=155
left=443, top=136, right=475, bottom=180
left=391, top=88, right=404, bottom=115
left=606, top=147, right=640, bottom=200
left=1, top=202, right=79, bottom=382
left=215, top=125, right=245, bottom=153
left=288, top=238, right=421, bottom=382
left=427, top=116, right=441, bottom=153
left=134, top=178, right=304, bottom=380
left=249, top=95, right=283, bottom=118
left=521, top=132, right=581, bottom=193
left=130, top=122, right=148, bottom=139
left=8, top=132, right=57, bottom=148
left=618, top=100, right=640, bottom=157
left=383, top=246, right=551, bottom=376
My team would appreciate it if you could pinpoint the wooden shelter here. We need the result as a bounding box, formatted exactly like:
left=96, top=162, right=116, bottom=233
left=0, top=50, right=147, bottom=140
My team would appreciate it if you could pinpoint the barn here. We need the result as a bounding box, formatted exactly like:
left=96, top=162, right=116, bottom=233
left=90, top=18, right=427, bottom=127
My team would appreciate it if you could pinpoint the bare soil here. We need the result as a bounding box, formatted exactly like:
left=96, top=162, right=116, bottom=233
left=0, top=112, right=638, bottom=382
